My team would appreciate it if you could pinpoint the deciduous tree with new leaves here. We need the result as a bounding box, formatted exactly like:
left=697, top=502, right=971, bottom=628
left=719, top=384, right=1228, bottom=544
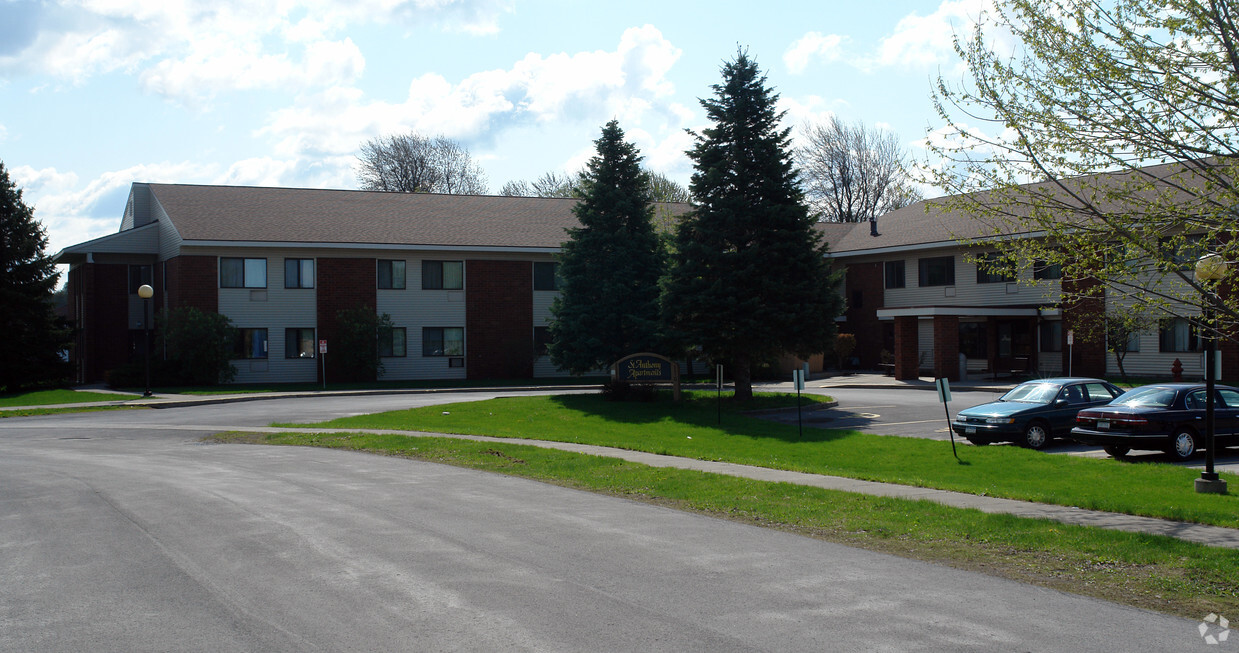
left=927, top=0, right=1239, bottom=338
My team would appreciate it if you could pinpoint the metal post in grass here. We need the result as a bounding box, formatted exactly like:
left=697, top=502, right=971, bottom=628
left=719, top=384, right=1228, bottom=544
left=716, top=364, right=723, bottom=425
left=1194, top=253, right=1227, bottom=494
left=937, top=377, right=958, bottom=461
left=793, top=368, right=804, bottom=438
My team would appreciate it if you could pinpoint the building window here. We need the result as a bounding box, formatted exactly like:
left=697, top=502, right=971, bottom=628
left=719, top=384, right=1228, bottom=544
left=1159, top=318, right=1201, bottom=352
left=851, top=290, right=864, bottom=310
left=1159, top=234, right=1204, bottom=271
left=960, top=322, right=988, bottom=359
left=1039, top=321, right=1062, bottom=353
left=975, top=253, right=1016, bottom=284
left=378, top=260, right=406, bottom=289
left=234, top=328, right=268, bottom=359
left=918, top=256, right=955, bottom=287
left=1033, top=260, right=1062, bottom=280
left=379, top=327, right=407, bottom=357
left=422, top=260, right=463, bottom=290
left=534, top=262, right=559, bottom=291
left=221, top=258, right=267, bottom=288
left=285, top=328, right=315, bottom=358
left=284, top=259, right=314, bottom=289
left=884, top=260, right=906, bottom=289
left=534, top=326, right=553, bottom=356
left=128, top=264, right=153, bottom=294
left=423, top=327, right=464, bottom=357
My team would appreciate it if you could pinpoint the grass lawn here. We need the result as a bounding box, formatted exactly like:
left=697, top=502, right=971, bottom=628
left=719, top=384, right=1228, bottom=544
left=212, top=429, right=1239, bottom=619
left=0, top=388, right=137, bottom=407
left=279, top=391, right=1239, bottom=528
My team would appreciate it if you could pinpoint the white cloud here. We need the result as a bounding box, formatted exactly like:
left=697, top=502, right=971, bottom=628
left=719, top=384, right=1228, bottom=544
left=1, top=0, right=512, bottom=99
left=259, top=25, right=685, bottom=161
left=862, top=0, right=997, bottom=72
left=784, top=32, right=846, bottom=74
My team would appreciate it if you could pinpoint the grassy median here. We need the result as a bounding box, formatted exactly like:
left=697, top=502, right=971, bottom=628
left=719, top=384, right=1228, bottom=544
left=276, top=391, right=1239, bottom=528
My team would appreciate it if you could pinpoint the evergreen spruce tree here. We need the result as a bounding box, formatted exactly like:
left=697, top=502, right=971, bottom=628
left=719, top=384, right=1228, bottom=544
left=663, top=51, right=842, bottom=401
left=0, top=161, right=72, bottom=392
left=548, top=120, right=663, bottom=375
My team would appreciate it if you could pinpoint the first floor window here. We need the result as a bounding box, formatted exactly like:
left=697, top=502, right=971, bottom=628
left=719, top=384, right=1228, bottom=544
left=534, top=262, right=559, bottom=291
left=221, top=258, right=267, bottom=288
left=423, top=327, right=464, bottom=357
left=1039, top=321, right=1062, bottom=353
left=284, top=259, right=314, bottom=288
left=285, top=328, right=315, bottom=358
left=1159, top=318, right=1201, bottom=352
left=918, top=256, right=955, bottom=287
left=534, top=326, right=553, bottom=356
left=235, top=328, right=268, bottom=359
left=884, top=260, right=906, bottom=289
left=378, top=260, right=406, bottom=289
left=422, top=260, right=463, bottom=290
left=379, top=327, right=407, bottom=357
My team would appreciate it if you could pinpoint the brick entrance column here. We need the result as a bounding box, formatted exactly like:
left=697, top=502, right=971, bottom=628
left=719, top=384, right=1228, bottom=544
left=894, top=315, right=919, bottom=380
left=933, top=315, right=961, bottom=381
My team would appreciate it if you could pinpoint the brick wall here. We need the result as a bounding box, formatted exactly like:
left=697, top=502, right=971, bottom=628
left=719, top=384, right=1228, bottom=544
left=164, top=256, right=218, bottom=313
left=1062, top=277, right=1106, bottom=377
left=933, top=315, right=961, bottom=381
left=69, top=263, right=131, bottom=383
left=466, top=260, right=533, bottom=379
left=317, top=258, right=378, bottom=382
left=842, top=261, right=884, bottom=369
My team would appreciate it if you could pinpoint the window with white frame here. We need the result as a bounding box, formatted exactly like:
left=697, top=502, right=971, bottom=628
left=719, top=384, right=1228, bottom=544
left=378, top=260, right=406, bottom=289
left=234, top=328, right=268, bottom=359
left=379, top=327, right=407, bottom=357
left=285, top=328, right=315, bottom=358
left=1159, top=318, right=1201, bottom=352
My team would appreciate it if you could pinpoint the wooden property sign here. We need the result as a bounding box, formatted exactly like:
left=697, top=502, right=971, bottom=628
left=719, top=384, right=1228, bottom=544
left=611, top=352, right=681, bottom=400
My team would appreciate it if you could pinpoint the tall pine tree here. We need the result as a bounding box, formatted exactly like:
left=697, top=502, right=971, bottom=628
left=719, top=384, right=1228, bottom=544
left=0, top=161, right=72, bottom=392
left=663, top=51, right=842, bottom=401
left=549, top=120, right=663, bottom=375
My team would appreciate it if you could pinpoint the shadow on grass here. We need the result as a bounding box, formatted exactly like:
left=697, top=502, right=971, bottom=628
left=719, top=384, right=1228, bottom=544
left=546, top=391, right=857, bottom=445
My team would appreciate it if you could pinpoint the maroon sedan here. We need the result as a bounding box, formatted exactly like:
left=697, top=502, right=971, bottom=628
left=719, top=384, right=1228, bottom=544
left=1071, top=383, right=1239, bottom=460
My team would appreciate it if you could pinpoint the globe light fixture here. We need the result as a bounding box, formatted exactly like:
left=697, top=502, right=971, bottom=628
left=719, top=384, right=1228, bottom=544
left=138, top=284, right=154, bottom=398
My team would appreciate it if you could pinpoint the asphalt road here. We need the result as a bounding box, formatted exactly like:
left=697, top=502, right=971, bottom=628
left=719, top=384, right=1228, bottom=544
left=0, top=392, right=1210, bottom=651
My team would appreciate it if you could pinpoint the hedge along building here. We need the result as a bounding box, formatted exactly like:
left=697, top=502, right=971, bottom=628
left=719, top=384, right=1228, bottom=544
left=54, top=182, right=690, bottom=385
left=819, top=160, right=1238, bottom=383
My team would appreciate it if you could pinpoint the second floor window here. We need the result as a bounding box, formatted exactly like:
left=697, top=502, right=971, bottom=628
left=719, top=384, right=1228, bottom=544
left=884, top=260, right=905, bottom=289
left=422, top=260, right=463, bottom=290
left=221, top=258, right=267, bottom=288
left=378, top=260, right=406, bottom=289
left=534, top=262, right=559, bottom=291
left=975, top=253, right=1016, bottom=284
left=918, top=256, right=955, bottom=287
left=284, top=259, right=314, bottom=289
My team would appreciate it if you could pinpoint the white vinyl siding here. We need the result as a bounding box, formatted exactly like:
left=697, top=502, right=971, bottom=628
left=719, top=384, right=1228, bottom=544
left=881, top=249, right=1060, bottom=310
left=217, top=247, right=318, bottom=383
left=532, top=271, right=569, bottom=377
left=378, top=260, right=467, bottom=380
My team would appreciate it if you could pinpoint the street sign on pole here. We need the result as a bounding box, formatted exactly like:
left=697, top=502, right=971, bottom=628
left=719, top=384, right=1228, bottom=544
left=319, top=340, right=327, bottom=390
left=937, top=378, right=960, bottom=461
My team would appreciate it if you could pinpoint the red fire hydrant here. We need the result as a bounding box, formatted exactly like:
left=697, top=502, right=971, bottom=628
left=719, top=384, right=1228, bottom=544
left=1172, top=358, right=1183, bottom=382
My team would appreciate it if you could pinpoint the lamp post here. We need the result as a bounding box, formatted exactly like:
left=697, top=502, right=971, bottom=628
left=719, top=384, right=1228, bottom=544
left=137, top=284, right=154, bottom=398
left=1194, top=254, right=1227, bottom=494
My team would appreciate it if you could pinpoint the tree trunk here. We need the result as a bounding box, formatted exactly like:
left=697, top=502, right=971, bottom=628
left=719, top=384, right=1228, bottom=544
left=732, top=352, right=753, bottom=402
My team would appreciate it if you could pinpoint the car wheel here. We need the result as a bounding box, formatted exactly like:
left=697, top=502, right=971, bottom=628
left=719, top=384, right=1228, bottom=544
left=1022, top=421, right=1050, bottom=450
left=1102, top=445, right=1130, bottom=459
left=1167, top=429, right=1198, bottom=461
left=966, top=438, right=989, bottom=446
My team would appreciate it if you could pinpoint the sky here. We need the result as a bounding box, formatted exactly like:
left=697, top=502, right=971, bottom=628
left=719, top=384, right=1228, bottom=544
left=0, top=0, right=997, bottom=264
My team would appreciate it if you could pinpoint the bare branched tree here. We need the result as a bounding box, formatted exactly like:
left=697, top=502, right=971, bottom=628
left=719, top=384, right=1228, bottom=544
left=501, top=169, right=690, bottom=203
left=796, top=117, right=922, bottom=222
left=356, top=133, right=488, bottom=194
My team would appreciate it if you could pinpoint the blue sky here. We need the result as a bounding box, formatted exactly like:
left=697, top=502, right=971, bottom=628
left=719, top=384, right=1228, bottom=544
left=1, top=0, right=994, bottom=261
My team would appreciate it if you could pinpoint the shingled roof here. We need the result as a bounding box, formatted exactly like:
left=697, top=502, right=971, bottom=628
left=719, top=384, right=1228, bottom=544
left=149, top=184, right=693, bottom=250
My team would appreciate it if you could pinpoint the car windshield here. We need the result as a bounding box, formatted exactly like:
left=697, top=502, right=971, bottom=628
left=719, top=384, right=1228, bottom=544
left=999, top=383, right=1061, bottom=404
left=1113, top=386, right=1178, bottom=408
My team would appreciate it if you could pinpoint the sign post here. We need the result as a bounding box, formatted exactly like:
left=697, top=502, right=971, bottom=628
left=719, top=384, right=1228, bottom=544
left=936, top=377, right=959, bottom=461
left=793, top=369, right=805, bottom=437
left=1067, top=329, right=1074, bottom=377
left=319, top=339, right=328, bottom=390
left=716, top=364, right=724, bottom=425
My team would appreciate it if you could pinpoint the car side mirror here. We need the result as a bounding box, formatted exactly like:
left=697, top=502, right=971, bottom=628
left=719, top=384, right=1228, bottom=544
left=1055, top=399, right=1068, bottom=406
